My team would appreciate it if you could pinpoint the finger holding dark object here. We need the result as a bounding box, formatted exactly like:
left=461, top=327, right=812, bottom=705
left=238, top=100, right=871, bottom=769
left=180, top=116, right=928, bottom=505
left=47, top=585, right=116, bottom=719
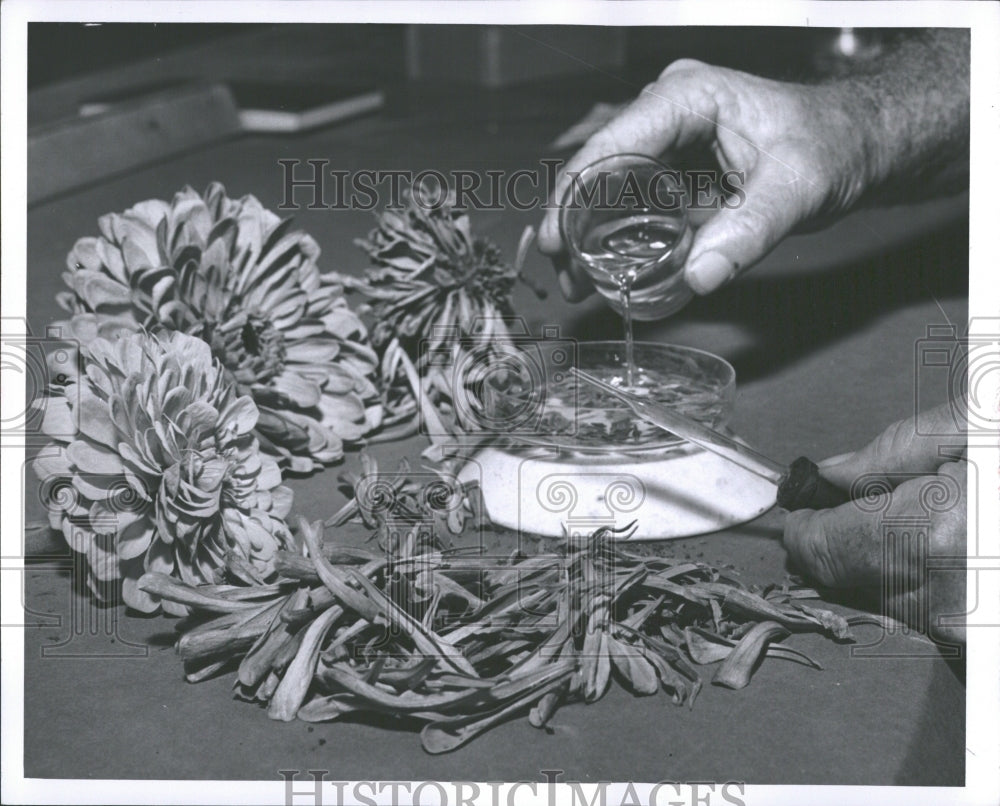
left=783, top=463, right=967, bottom=590
left=776, top=456, right=852, bottom=511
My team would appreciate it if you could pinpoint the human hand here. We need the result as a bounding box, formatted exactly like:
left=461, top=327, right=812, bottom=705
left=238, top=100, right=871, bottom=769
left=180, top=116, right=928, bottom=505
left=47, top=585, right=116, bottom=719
left=538, top=59, right=873, bottom=300
left=783, top=402, right=967, bottom=644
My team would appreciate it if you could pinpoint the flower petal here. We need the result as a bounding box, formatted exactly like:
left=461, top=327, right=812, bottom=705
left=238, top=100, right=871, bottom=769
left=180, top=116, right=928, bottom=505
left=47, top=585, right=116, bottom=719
left=66, top=440, right=125, bottom=474
left=86, top=535, right=122, bottom=582
left=270, top=371, right=322, bottom=408
left=143, top=536, right=175, bottom=575
left=67, top=237, right=104, bottom=273
left=32, top=445, right=72, bottom=480
left=74, top=385, right=119, bottom=447
left=114, top=516, right=155, bottom=560
left=73, top=270, right=133, bottom=308
left=254, top=456, right=283, bottom=491
left=320, top=308, right=367, bottom=340
left=122, top=573, right=160, bottom=613
left=283, top=341, right=341, bottom=364
left=40, top=395, right=76, bottom=438
left=218, top=395, right=258, bottom=437
left=269, top=485, right=294, bottom=518
left=316, top=393, right=367, bottom=438
left=177, top=400, right=220, bottom=437
left=71, top=471, right=121, bottom=501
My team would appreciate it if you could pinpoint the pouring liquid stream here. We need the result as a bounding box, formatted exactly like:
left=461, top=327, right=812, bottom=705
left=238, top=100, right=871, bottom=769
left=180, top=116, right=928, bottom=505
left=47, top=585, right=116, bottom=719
left=615, top=271, right=637, bottom=386
left=580, top=213, right=682, bottom=388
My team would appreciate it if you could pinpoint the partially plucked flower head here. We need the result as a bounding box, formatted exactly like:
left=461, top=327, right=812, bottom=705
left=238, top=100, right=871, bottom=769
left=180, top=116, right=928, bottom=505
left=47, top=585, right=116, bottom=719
left=339, top=186, right=542, bottom=357
left=57, top=182, right=381, bottom=473
left=332, top=187, right=545, bottom=438
left=33, top=330, right=293, bottom=614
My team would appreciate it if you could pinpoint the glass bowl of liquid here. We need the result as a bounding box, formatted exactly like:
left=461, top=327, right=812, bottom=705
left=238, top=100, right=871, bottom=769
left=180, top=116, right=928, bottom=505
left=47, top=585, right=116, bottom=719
left=559, top=153, right=694, bottom=322
left=477, top=341, right=736, bottom=458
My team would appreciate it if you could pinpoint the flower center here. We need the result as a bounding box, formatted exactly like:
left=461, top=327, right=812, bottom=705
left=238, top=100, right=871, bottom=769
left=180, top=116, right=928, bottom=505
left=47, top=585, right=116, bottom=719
left=209, top=315, right=286, bottom=385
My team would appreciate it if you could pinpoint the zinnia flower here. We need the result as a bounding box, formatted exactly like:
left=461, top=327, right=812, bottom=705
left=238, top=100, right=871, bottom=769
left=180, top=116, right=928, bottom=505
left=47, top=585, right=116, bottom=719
left=56, top=182, right=381, bottom=473
left=32, top=330, right=293, bottom=614
left=331, top=187, right=544, bottom=438
left=337, top=186, right=542, bottom=357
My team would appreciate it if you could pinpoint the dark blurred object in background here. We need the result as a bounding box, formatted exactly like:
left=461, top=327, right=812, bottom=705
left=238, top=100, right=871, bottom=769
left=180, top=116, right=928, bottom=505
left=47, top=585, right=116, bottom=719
left=27, top=24, right=408, bottom=128
left=405, top=26, right=627, bottom=87
left=809, top=27, right=893, bottom=78
left=30, top=23, right=901, bottom=95
left=28, top=23, right=254, bottom=89
left=626, top=26, right=893, bottom=82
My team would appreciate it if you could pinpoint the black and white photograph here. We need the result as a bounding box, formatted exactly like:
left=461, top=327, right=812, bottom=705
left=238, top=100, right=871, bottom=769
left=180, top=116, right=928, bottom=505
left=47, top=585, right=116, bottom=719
left=2, top=2, right=998, bottom=805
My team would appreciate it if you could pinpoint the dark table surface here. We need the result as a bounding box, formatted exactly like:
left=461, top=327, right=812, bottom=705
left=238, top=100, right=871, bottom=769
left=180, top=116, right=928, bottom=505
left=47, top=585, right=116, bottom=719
left=23, top=78, right=968, bottom=786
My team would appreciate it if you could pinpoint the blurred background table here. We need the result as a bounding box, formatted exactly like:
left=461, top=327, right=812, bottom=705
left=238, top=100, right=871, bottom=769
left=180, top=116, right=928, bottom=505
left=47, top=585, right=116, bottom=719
left=22, top=23, right=967, bottom=786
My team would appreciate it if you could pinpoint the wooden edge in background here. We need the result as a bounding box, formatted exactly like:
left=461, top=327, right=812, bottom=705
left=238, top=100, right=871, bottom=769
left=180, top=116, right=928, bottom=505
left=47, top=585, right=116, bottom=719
left=28, top=82, right=241, bottom=206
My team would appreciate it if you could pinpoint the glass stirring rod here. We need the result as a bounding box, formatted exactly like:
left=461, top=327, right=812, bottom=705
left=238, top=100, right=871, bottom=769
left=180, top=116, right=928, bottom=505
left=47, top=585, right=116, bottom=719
left=570, top=368, right=849, bottom=511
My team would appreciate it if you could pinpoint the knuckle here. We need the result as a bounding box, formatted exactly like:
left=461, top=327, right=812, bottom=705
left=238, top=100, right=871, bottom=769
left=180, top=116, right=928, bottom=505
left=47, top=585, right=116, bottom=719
left=869, top=416, right=913, bottom=471
left=785, top=512, right=841, bottom=587
left=659, top=57, right=709, bottom=80
left=724, top=203, right=779, bottom=250
left=712, top=83, right=740, bottom=122
left=937, top=460, right=967, bottom=486
left=933, top=398, right=966, bottom=434
left=584, top=126, right=627, bottom=156
left=756, top=142, right=832, bottom=215
left=657, top=59, right=730, bottom=114
left=928, top=515, right=966, bottom=563
left=805, top=526, right=843, bottom=587
left=776, top=142, right=827, bottom=184
left=927, top=464, right=967, bottom=556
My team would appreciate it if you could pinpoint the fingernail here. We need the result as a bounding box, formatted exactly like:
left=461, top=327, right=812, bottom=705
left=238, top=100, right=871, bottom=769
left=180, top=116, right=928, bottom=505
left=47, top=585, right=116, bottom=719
left=537, top=216, right=558, bottom=254
left=685, top=252, right=733, bottom=295
left=558, top=271, right=576, bottom=299
left=818, top=452, right=853, bottom=469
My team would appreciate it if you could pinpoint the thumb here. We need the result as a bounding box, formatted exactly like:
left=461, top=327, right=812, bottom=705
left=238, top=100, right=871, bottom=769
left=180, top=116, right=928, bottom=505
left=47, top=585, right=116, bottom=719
left=818, top=402, right=966, bottom=492
left=683, top=152, right=815, bottom=295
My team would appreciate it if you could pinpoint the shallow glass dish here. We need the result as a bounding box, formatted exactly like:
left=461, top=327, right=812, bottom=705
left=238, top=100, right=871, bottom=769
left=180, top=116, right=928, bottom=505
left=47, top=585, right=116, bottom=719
left=477, top=341, right=736, bottom=457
